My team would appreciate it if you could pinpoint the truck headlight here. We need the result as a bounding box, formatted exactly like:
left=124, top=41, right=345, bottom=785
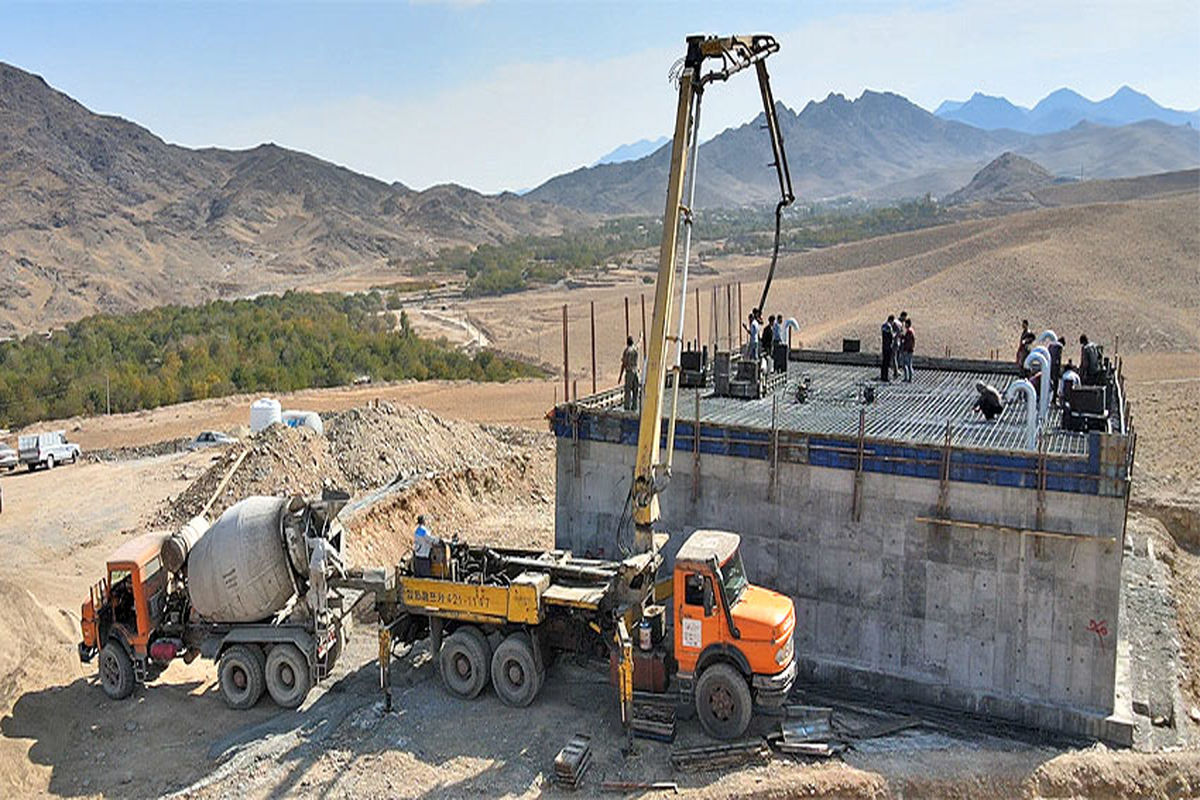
left=775, top=632, right=794, bottom=666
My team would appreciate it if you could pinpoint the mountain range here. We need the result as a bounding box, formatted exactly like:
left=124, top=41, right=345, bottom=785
left=934, top=86, right=1200, bottom=133
left=3, top=60, right=1199, bottom=336
left=528, top=90, right=1200, bottom=214
left=0, top=62, right=587, bottom=336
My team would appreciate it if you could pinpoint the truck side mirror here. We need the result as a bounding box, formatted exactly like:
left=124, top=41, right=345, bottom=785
left=702, top=577, right=715, bottom=617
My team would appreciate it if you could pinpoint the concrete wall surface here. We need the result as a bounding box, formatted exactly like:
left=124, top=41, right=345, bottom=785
left=555, top=435, right=1127, bottom=737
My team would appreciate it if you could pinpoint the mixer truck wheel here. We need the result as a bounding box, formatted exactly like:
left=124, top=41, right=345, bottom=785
left=265, top=644, right=312, bottom=708
left=490, top=633, right=543, bottom=708
left=218, top=645, right=266, bottom=709
left=99, top=641, right=135, bottom=700
left=439, top=629, right=489, bottom=699
left=695, top=663, right=752, bottom=740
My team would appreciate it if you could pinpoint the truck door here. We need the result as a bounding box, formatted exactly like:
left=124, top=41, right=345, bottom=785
left=676, top=570, right=723, bottom=672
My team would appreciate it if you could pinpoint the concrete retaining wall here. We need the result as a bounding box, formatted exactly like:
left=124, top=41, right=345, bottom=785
left=554, top=432, right=1131, bottom=742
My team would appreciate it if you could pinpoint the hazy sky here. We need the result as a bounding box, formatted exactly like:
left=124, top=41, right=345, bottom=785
left=3, top=0, right=1198, bottom=193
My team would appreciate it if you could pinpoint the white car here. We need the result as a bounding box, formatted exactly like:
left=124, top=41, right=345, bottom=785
left=187, top=431, right=239, bottom=450
left=18, top=431, right=81, bottom=470
left=0, top=443, right=17, bottom=471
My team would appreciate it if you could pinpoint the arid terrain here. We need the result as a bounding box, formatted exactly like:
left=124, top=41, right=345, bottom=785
left=0, top=346, right=1197, bottom=798
left=1, top=169, right=1198, bottom=796
left=0, top=141, right=1196, bottom=799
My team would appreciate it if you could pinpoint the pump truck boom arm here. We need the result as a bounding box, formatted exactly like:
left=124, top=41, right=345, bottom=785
left=632, top=34, right=793, bottom=552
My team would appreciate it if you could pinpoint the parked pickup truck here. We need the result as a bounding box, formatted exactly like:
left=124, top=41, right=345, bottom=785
left=18, top=431, right=81, bottom=470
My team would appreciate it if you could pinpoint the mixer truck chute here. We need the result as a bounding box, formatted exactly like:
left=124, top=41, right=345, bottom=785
left=79, top=492, right=353, bottom=709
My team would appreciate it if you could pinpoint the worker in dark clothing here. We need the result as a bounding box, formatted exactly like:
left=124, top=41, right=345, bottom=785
left=1048, top=335, right=1064, bottom=402
left=1017, top=320, right=1034, bottom=366
left=1079, top=335, right=1101, bottom=385
left=973, top=381, right=1004, bottom=421
left=761, top=315, right=775, bottom=370
left=900, top=318, right=915, bottom=382
left=618, top=336, right=640, bottom=411
left=880, top=315, right=895, bottom=382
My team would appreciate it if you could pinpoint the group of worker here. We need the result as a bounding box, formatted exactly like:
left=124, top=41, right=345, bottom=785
left=744, top=308, right=790, bottom=373
left=972, top=321, right=1105, bottom=421
left=879, top=312, right=916, bottom=383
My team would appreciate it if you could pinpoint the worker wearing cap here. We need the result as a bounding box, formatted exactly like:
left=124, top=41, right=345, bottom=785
left=413, top=515, right=439, bottom=577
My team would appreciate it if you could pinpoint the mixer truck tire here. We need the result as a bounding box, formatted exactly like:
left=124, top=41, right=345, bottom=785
left=439, top=629, right=490, bottom=699
left=695, top=663, right=752, bottom=740
left=99, top=641, right=135, bottom=700
left=265, top=644, right=312, bottom=708
left=218, top=645, right=266, bottom=709
left=490, top=632, right=543, bottom=707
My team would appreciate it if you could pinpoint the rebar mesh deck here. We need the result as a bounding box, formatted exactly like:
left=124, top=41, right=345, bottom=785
left=586, top=360, right=1094, bottom=457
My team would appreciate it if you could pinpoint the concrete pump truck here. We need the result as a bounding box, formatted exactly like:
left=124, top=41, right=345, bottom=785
left=367, top=34, right=799, bottom=740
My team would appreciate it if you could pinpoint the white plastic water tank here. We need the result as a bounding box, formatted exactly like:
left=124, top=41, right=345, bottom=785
left=249, top=398, right=282, bottom=432
left=281, top=410, right=324, bottom=436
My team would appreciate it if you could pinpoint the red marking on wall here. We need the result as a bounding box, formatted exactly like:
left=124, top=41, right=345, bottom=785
left=1087, top=619, right=1108, bottom=646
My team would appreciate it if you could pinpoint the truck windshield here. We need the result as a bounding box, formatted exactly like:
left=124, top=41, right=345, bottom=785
left=721, top=551, right=748, bottom=606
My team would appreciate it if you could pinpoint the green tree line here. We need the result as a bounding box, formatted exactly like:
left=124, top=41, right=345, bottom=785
left=0, top=291, right=541, bottom=428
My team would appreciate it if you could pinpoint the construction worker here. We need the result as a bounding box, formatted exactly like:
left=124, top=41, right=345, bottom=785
left=412, top=514, right=439, bottom=577
left=747, top=310, right=761, bottom=361
left=1048, top=335, right=1065, bottom=402
left=973, top=381, right=1004, bottom=421
left=900, top=317, right=915, bottom=382
left=893, top=312, right=907, bottom=379
left=1061, top=359, right=1081, bottom=400
left=1079, top=335, right=1101, bottom=385
left=618, top=336, right=640, bottom=411
left=880, top=314, right=895, bottom=382
left=761, top=315, right=776, bottom=371
left=1017, top=320, right=1035, bottom=366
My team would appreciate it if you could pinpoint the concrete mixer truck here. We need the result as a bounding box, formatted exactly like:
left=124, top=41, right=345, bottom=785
left=79, top=492, right=354, bottom=709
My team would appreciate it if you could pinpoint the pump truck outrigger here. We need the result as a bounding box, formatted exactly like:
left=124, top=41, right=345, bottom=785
left=366, top=34, right=797, bottom=741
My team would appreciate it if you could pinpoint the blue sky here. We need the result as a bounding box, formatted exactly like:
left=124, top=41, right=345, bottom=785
left=2, top=1, right=1198, bottom=193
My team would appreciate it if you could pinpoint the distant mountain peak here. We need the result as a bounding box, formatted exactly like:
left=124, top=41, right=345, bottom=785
left=936, top=85, right=1200, bottom=133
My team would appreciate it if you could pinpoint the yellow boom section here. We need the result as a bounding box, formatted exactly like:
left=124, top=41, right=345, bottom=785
left=631, top=34, right=785, bottom=552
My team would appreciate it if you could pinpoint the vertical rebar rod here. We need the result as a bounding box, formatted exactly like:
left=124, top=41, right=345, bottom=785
left=562, top=304, right=570, bottom=402
left=590, top=300, right=597, bottom=395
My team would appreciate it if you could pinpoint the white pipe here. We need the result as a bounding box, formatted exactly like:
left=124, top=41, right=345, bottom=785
left=1024, top=348, right=1052, bottom=423
left=1036, top=329, right=1057, bottom=346
left=1004, top=379, right=1039, bottom=450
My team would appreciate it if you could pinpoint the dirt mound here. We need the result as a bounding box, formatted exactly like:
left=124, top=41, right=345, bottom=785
left=323, top=402, right=518, bottom=489
left=153, top=424, right=346, bottom=527
left=151, top=403, right=553, bottom=535
left=1025, top=746, right=1200, bottom=799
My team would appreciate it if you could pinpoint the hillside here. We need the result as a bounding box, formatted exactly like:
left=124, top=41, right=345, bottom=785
left=0, top=62, right=589, bottom=337
left=946, top=152, right=1057, bottom=205
left=527, top=91, right=1200, bottom=214
left=464, top=173, right=1200, bottom=389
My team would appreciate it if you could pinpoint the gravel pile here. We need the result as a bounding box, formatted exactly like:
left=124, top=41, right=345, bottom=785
left=323, top=402, right=518, bottom=489
left=153, top=424, right=345, bottom=526
left=151, top=402, right=547, bottom=529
